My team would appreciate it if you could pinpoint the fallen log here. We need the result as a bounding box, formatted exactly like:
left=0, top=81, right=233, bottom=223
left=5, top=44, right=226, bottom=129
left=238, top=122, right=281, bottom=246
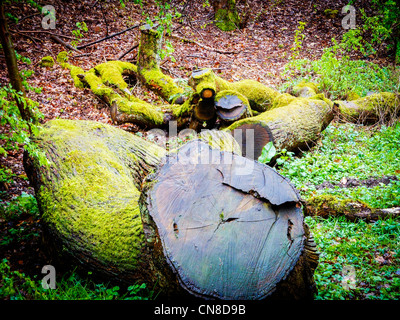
left=23, top=119, right=166, bottom=284
left=188, top=68, right=281, bottom=112
left=226, top=95, right=334, bottom=159
left=304, top=194, right=400, bottom=222
left=24, top=119, right=318, bottom=300
left=334, top=92, right=400, bottom=124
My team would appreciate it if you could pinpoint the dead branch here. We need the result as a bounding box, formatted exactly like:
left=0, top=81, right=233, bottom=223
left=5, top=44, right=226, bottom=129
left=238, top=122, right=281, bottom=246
left=117, top=43, right=139, bottom=60
left=76, top=20, right=155, bottom=50
left=11, top=30, right=76, bottom=40
left=50, top=34, right=81, bottom=52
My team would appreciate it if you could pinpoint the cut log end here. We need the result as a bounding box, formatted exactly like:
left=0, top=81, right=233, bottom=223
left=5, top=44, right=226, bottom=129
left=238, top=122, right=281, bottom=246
left=229, top=123, right=274, bottom=159
left=214, top=90, right=252, bottom=122
left=141, top=140, right=316, bottom=300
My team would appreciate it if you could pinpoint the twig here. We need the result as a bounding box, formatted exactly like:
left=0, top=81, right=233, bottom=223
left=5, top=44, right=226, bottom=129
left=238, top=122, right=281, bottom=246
left=170, top=34, right=238, bottom=54
left=76, top=20, right=155, bottom=50
left=117, top=43, right=139, bottom=60
left=160, top=66, right=180, bottom=78
left=50, top=34, right=82, bottom=52
left=11, top=30, right=43, bottom=44
left=9, top=12, right=41, bottom=25
left=11, top=30, right=76, bottom=40
left=71, top=53, right=92, bottom=58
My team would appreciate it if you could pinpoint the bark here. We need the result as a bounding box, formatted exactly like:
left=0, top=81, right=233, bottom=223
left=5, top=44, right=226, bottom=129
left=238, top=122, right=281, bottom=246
left=226, top=96, right=334, bottom=159
left=304, top=195, right=400, bottom=223
left=0, top=3, right=35, bottom=122
left=24, top=119, right=317, bottom=300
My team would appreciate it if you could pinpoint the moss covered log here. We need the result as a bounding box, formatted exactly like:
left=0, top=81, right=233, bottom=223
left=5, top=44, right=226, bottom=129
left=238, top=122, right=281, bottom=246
left=23, top=119, right=171, bottom=287
left=189, top=68, right=281, bottom=112
left=334, top=92, right=400, bottom=124
left=226, top=95, right=334, bottom=159
left=304, top=195, right=400, bottom=222
left=137, top=24, right=185, bottom=103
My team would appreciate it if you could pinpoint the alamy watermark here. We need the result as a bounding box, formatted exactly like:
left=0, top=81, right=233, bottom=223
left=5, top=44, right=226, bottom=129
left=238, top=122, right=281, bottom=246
left=41, top=265, right=56, bottom=290
left=341, top=5, right=356, bottom=30
left=41, top=5, right=56, bottom=30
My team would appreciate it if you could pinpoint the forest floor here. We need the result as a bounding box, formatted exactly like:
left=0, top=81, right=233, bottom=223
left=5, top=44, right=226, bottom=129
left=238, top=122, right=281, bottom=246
left=0, top=0, right=398, bottom=298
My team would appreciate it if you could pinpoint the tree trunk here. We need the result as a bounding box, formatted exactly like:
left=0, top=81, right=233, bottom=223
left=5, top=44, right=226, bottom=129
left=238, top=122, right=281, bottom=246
left=137, top=24, right=184, bottom=103
left=334, top=92, right=400, bottom=125
left=23, top=119, right=169, bottom=286
left=0, top=3, right=35, bottom=122
left=24, top=119, right=317, bottom=300
left=212, top=0, right=241, bottom=31
left=226, top=96, right=334, bottom=159
left=304, top=195, right=400, bottom=223
left=188, top=68, right=281, bottom=113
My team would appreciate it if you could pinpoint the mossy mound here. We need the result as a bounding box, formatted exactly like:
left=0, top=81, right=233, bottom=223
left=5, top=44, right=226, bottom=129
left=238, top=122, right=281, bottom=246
left=40, top=56, right=55, bottom=68
left=292, top=81, right=319, bottom=98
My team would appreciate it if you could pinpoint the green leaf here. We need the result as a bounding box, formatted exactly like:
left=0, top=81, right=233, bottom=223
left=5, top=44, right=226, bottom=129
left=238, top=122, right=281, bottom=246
left=258, top=142, right=276, bottom=164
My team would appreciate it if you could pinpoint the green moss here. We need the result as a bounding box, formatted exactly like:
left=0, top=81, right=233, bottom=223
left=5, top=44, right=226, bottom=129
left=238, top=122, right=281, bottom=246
left=271, top=93, right=297, bottom=109
left=214, top=0, right=240, bottom=31
left=34, top=119, right=164, bottom=270
left=83, top=69, right=115, bottom=97
left=189, top=68, right=219, bottom=95
left=56, top=51, right=69, bottom=64
left=113, top=96, right=165, bottom=126
left=346, top=91, right=361, bottom=101
left=292, top=81, right=319, bottom=98
left=140, top=68, right=183, bottom=103
left=335, top=92, right=400, bottom=121
left=231, top=79, right=281, bottom=112
left=94, top=61, right=137, bottom=91
left=40, top=56, right=54, bottom=68
left=188, top=69, right=281, bottom=112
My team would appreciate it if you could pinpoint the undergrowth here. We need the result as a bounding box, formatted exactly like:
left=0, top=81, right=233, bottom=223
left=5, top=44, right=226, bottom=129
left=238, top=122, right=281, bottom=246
left=278, top=122, right=400, bottom=209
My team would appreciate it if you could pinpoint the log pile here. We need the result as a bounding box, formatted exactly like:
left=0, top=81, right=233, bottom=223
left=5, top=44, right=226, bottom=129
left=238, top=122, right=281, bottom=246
left=28, top=22, right=400, bottom=301
left=24, top=119, right=318, bottom=300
